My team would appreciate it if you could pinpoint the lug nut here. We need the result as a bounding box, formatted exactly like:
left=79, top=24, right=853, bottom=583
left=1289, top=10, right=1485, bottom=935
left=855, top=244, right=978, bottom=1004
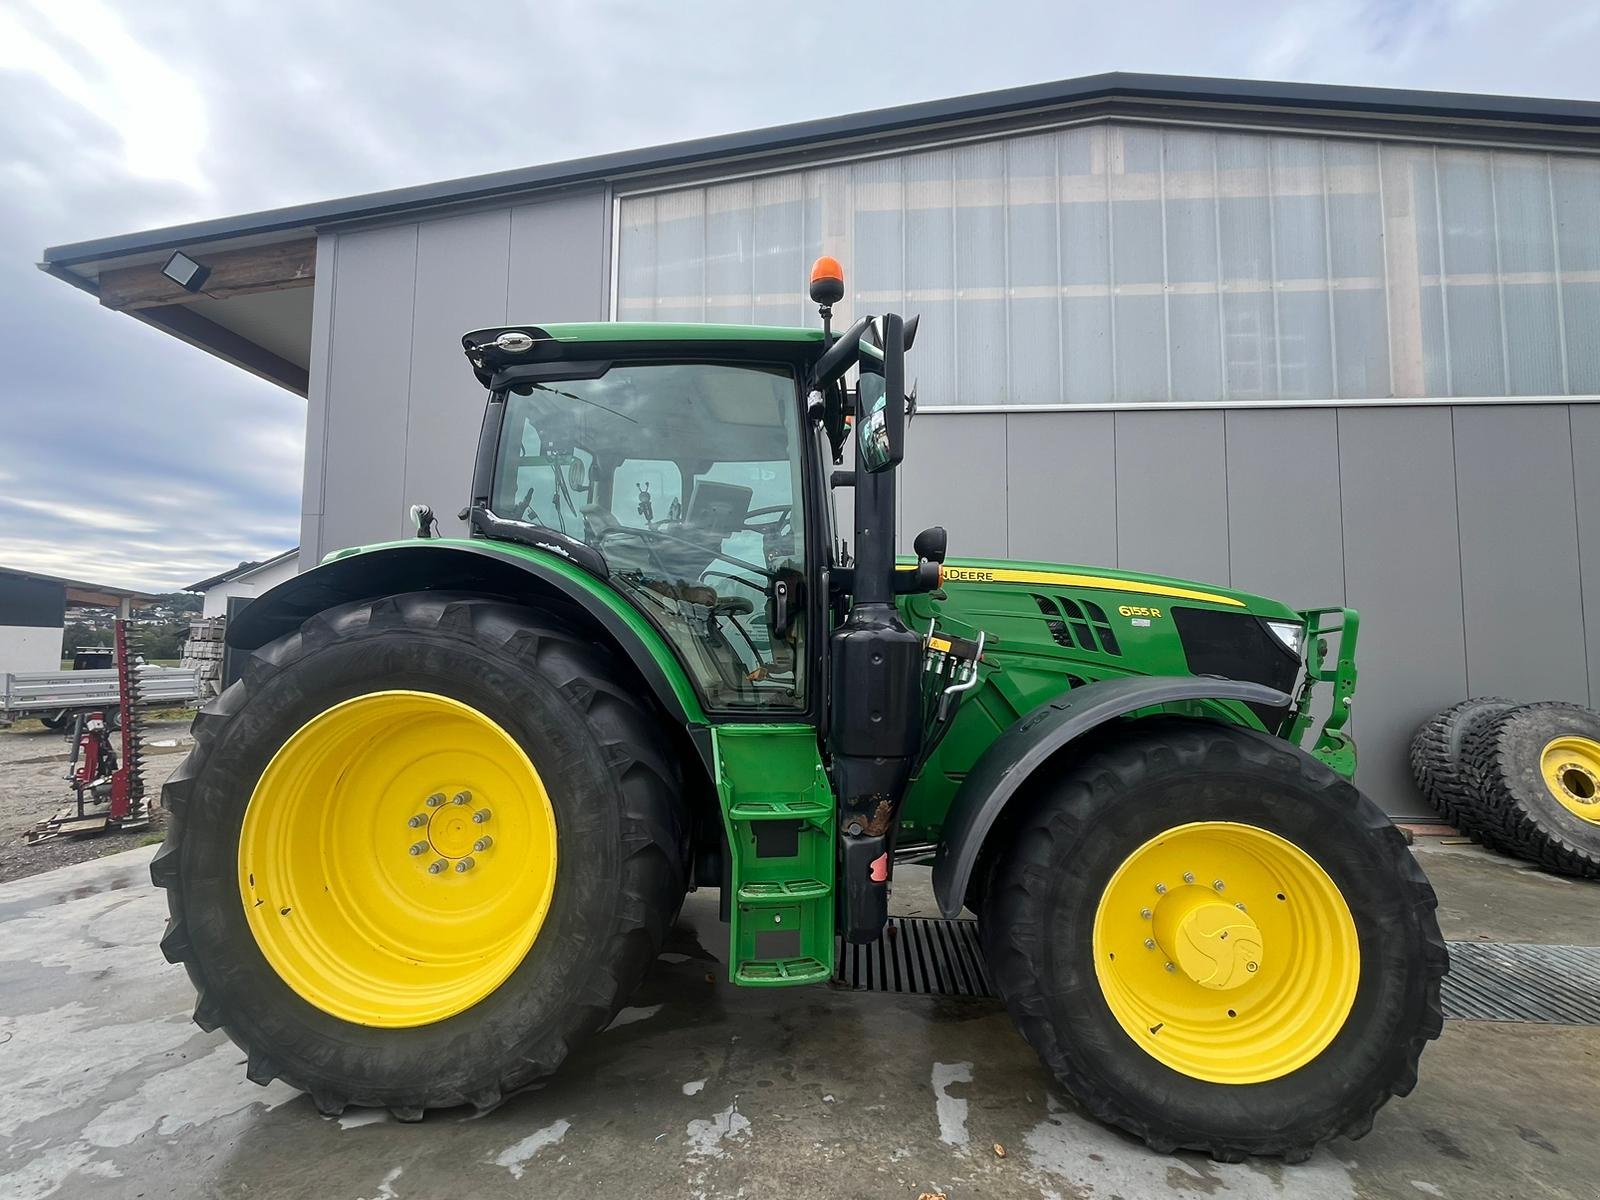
left=1182, top=872, right=1195, bottom=884
left=472, top=809, right=492, bottom=824
left=1212, top=880, right=1225, bottom=891
left=408, top=841, right=429, bottom=856
left=408, top=814, right=428, bottom=829
left=1164, top=962, right=1176, bottom=973
left=427, top=859, right=448, bottom=874
left=425, top=793, right=445, bottom=808
left=1144, top=938, right=1156, bottom=950
left=1139, top=907, right=1152, bottom=919
left=452, top=791, right=472, bottom=806
left=1155, top=883, right=1167, bottom=894
left=455, top=857, right=475, bottom=873
left=1235, top=901, right=1247, bottom=912
left=473, top=836, right=493, bottom=852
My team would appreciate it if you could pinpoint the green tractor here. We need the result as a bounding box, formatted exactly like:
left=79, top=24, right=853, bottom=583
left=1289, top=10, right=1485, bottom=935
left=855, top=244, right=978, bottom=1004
left=153, top=258, right=1444, bottom=1161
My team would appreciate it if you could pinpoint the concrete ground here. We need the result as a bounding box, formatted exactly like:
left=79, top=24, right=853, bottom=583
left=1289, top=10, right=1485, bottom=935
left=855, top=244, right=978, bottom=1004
left=1, top=840, right=1596, bottom=1200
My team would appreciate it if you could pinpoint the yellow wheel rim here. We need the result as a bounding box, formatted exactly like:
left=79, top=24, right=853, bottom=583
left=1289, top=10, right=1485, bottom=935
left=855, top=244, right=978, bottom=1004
left=1092, top=821, right=1360, bottom=1085
left=239, top=691, right=557, bottom=1028
left=1540, top=736, right=1600, bottom=825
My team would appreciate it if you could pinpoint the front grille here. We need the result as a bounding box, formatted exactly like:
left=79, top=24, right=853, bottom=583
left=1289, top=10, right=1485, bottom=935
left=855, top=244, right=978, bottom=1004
left=1171, top=607, right=1299, bottom=696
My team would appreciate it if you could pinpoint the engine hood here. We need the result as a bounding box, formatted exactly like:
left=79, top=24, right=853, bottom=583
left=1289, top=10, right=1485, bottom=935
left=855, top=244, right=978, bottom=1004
left=930, top=556, right=1302, bottom=622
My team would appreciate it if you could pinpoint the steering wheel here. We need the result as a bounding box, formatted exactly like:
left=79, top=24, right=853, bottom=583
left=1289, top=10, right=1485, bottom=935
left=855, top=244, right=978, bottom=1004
left=742, top=504, right=792, bottom=538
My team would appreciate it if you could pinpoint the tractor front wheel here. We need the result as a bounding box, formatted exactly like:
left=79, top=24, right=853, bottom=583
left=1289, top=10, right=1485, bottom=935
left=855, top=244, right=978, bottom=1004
left=979, top=719, right=1445, bottom=1161
left=151, top=592, right=686, bottom=1117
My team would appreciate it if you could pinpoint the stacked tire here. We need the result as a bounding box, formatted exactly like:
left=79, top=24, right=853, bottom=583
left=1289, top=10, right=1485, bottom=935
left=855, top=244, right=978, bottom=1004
left=1411, top=699, right=1600, bottom=878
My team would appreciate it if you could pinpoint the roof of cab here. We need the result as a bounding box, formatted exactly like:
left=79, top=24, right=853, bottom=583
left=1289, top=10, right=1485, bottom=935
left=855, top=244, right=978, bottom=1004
left=498, top=322, right=824, bottom=344
left=461, top=322, right=827, bottom=385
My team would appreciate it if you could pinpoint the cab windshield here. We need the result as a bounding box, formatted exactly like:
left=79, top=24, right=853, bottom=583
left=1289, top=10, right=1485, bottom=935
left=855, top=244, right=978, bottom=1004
left=492, top=360, right=808, bottom=711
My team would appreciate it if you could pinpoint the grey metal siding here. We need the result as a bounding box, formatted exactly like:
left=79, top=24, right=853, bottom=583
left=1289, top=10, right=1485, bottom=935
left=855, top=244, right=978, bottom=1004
left=303, top=192, right=609, bottom=560
left=1006, top=411, right=1117, bottom=565
left=1113, top=410, right=1230, bottom=584
left=898, top=415, right=1007, bottom=556
left=1453, top=405, right=1588, bottom=705
left=405, top=210, right=513, bottom=541
left=1224, top=408, right=1344, bottom=606
left=1573, top=404, right=1600, bottom=703
left=317, top=224, right=418, bottom=557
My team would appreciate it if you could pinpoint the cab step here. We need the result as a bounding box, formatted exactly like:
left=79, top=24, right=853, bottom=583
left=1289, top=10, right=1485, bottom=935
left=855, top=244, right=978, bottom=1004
left=737, top=878, right=830, bottom=903
left=735, top=956, right=832, bottom=986
left=713, top=725, right=836, bottom=988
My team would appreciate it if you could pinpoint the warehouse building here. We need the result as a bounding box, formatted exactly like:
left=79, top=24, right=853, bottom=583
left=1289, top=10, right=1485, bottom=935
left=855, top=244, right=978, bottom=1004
left=0, top=566, right=155, bottom=674
left=37, top=73, right=1600, bottom=814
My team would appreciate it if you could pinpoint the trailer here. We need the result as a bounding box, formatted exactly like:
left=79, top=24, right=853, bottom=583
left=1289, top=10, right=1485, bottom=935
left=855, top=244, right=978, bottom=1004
left=1, top=664, right=199, bottom=728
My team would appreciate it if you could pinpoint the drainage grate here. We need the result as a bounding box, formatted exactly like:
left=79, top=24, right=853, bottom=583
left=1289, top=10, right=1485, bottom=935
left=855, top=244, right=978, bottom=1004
left=835, top=916, right=993, bottom=997
left=836, top=918, right=1600, bottom=1026
left=1441, top=942, right=1600, bottom=1025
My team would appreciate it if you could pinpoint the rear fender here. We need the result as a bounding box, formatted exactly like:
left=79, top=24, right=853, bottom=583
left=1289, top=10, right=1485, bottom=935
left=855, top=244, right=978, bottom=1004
left=227, top=540, right=711, bottom=761
left=929, top=675, right=1291, bottom=918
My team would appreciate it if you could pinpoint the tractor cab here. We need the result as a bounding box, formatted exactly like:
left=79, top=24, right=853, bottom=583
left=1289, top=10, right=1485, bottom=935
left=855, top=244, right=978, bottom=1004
left=461, top=266, right=958, bottom=945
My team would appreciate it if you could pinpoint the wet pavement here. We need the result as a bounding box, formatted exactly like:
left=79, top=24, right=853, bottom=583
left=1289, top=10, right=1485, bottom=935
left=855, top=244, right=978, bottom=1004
left=1, top=843, right=1596, bottom=1199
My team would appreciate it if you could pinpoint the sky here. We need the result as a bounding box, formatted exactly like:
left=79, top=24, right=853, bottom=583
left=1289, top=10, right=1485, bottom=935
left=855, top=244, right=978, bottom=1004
left=2, top=0, right=1598, bottom=592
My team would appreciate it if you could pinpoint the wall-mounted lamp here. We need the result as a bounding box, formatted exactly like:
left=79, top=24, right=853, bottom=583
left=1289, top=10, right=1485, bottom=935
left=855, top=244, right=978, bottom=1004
left=161, top=250, right=211, bottom=293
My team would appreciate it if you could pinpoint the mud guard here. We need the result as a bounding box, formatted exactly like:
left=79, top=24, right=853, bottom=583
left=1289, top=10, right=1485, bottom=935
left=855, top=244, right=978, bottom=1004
left=929, top=675, right=1291, bottom=918
left=225, top=541, right=709, bottom=764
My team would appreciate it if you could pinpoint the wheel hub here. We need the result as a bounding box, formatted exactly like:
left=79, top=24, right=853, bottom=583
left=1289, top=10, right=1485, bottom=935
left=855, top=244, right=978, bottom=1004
left=1149, top=886, right=1262, bottom=990
left=420, top=791, right=488, bottom=862
left=1541, top=736, right=1600, bottom=825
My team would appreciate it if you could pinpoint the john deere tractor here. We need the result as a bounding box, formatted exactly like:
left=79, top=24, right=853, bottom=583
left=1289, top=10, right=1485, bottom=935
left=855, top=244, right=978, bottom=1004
left=153, top=257, right=1444, bottom=1160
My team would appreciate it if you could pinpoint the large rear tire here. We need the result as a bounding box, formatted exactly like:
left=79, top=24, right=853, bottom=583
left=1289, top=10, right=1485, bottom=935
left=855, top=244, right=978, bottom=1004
left=151, top=591, right=687, bottom=1117
left=979, top=719, right=1445, bottom=1161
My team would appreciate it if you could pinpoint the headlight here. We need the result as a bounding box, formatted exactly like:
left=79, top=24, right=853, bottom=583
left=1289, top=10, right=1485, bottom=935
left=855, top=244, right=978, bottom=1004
left=1265, top=620, right=1306, bottom=658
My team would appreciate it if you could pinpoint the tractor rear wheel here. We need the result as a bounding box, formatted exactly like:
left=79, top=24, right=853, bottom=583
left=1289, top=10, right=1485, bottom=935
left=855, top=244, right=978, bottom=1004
left=979, top=719, right=1445, bottom=1161
left=151, top=591, right=686, bottom=1117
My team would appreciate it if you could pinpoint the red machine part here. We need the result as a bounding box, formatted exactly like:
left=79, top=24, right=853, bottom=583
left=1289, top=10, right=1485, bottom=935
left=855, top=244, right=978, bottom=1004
left=109, top=618, right=143, bottom=823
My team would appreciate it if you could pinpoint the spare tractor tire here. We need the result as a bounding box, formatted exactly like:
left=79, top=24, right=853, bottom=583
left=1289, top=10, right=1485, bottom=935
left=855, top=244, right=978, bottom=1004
left=979, top=718, right=1445, bottom=1162
left=1463, top=702, right=1600, bottom=878
left=151, top=591, right=687, bottom=1118
left=1409, top=697, right=1516, bottom=837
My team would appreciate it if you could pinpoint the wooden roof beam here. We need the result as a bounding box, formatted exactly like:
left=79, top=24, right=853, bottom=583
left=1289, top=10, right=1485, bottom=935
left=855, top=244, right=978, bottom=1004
left=97, top=238, right=316, bottom=312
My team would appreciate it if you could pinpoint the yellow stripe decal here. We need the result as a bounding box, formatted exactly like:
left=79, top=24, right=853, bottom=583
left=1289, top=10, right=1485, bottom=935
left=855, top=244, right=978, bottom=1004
left=940, top=565, right=1245, bottom=607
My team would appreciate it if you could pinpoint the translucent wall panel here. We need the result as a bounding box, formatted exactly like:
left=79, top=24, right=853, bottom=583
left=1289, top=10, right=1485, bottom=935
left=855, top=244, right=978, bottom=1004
left=616, top=123, right=1600, bottom=405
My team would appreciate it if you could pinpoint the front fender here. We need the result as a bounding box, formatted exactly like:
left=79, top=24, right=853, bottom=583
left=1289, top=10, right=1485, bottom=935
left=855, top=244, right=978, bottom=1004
left=929, top=675, right=1290, bottom=918
left=226, top=539, right=710, bottom=735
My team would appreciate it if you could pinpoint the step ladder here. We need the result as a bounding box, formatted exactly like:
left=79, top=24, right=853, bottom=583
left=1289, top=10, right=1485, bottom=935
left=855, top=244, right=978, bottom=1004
left=712, top=725, right=835, bottom=986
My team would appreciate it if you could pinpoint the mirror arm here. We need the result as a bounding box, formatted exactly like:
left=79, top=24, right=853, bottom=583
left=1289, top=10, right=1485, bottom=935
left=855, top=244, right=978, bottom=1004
left=808, top=315, right=873, bottom=391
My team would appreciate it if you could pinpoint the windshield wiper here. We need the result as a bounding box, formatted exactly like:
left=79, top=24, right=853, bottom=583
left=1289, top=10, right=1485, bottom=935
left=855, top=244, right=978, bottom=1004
left=530, top=382, right=637, bottom=424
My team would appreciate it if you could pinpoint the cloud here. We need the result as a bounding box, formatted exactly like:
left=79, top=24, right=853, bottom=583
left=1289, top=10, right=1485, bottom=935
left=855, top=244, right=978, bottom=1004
left=3, top=0, right=1596, bottom=592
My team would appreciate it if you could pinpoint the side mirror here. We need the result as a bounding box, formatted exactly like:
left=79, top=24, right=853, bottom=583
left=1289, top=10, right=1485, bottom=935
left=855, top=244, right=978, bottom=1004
left=855, top=313, right=906, bottom=474
left=913, top=525, right=947, bottom=564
